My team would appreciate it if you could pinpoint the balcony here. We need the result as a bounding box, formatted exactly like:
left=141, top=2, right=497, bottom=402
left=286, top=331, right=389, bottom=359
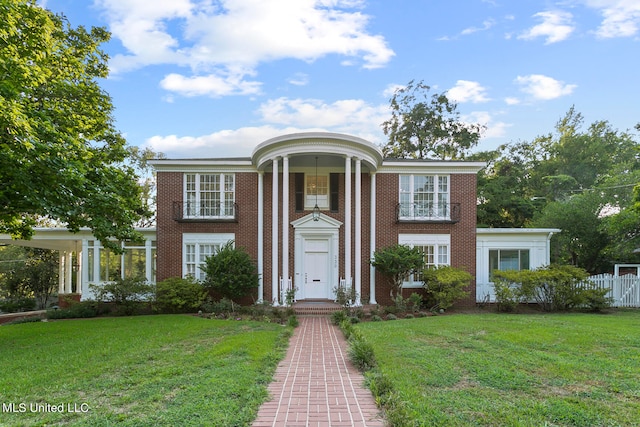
left=173, top=201, right=238, bottom=223
left=396, top=202, right=460, bottom=224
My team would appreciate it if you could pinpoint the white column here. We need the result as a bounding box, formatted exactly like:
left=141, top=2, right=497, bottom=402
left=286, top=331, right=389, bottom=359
left=369, top=173, right=377, bottom=304
left=75, top=249, right=82, bottom=295
left=282, top=155, right=289, bottom=287
left=65, top=251, right=73, bottom=293
left=271, top=158, right=279, bottom=305
left=258, top=171, right=264, bottom=302
left=354, top=158, right=362, bottom=306
left=58, top=252, right=65, bottom=294
left=344, top=156, right=351, bottom=287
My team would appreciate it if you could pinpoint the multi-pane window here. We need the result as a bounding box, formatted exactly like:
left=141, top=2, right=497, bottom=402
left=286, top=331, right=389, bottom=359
left=399, top=175, right=449, bottom=219
left=489, top=249, right=530, bottom=280
left=183, top=233, right=234, bottom=281
left=88, top=240, right=156, bottom=283
left=185, top=173, right=235, bottom=218
left=399, top=234, right=450, bottom=288
left=306, top=175, right=328, bottom=208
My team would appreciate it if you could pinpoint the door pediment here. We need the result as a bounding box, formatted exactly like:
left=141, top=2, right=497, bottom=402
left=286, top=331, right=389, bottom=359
left=291, top=213, right=342, bottom=230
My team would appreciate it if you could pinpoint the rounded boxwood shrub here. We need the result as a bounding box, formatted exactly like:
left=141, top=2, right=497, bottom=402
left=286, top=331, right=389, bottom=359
left=155, top=276, right=207, bottom=313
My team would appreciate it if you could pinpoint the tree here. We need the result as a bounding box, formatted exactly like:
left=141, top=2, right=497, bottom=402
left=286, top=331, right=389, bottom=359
left=0, top=1, right=150, bottom=252
left=533, top=192, right=609, bottom=273
left=201, top=241, right=259, bottom=302
left=2, top=247, right=58, bottom=309
left=370, top=244, right=424, bottom=297
left=381, top=80, right=485, bottom=160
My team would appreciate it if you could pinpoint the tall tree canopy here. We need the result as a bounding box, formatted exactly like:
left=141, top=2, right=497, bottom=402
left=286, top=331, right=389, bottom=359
left=0, top=0, right=150, bottom=251
left=476, top=107, right=640, bottom=272
left=382, top=80, right=485, bottom=160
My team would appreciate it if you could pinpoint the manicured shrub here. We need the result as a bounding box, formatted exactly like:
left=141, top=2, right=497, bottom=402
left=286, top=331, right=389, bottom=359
left=348, top=335, right=376, bottom=371
left=201, top=241, right=259, bottom=303
left=492, top=275, right=526, bottom=312
left=0, top=297, right=36, bottom=313
left=422, top=265, right=472, bottom=310
left=287, top=315, right=299, bottom=328
left=331, top=310, right=348, bottom=326
left=580, top=286, right=613, bottom=312
left=371, top=315, right=383, bottom=322
left=90, top=277, right=154, bottom=315
left=493, top=265, right=591, bottom=312
left=370, top=244, right=424, bottom=297
left=46, top=301, right=101, bottom=319
left=385, top=313, right=397, bottom=321
left=155, top=276, right=207, bottom=313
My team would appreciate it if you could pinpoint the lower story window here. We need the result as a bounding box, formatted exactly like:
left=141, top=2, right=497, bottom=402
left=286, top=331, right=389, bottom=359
left=183, top=233, right=234, bottom=281
left=399, top=234, right=450, bottom=288
left=489, top=249, right=530, bottom=280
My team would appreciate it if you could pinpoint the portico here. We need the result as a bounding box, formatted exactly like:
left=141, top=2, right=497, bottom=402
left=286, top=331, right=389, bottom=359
left=251, top=133, right=383, bottom=305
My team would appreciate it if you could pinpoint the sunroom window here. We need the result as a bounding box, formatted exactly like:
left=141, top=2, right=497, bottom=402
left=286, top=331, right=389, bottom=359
left=489, top=249, right=530, bottom=280
left=184, top=173, right=235, bottom=218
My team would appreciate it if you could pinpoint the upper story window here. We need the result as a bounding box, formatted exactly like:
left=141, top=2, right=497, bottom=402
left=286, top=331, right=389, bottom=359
left=184, top=173, right=235, bottom=219
left=399, top=174, right=450, bottom=220
left=306, top=175, right=329, bottom=209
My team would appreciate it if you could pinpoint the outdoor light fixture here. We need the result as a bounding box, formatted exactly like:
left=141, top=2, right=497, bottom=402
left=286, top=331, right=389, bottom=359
left=312, top=156, right=320, bottom=221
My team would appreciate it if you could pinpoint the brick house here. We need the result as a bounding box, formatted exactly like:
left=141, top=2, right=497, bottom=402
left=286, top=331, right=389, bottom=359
left=0, top=132, right=559, bottom=307
left=151, top=132, right=487, bottom=307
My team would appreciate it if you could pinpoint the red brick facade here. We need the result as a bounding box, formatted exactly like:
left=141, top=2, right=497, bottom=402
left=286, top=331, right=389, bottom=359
left=153, top=133, right=483, bottom=308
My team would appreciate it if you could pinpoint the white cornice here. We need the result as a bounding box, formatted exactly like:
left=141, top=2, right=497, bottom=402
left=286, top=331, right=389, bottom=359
left=150, top=158, right=255, bottom=172
left=252, top=132, right=384, bottom=171
left=379, top=161, right=486, bottom=174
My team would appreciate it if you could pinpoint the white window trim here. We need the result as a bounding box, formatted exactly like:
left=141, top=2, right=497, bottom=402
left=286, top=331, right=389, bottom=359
left=399, top=234, right=451, bottom=288
left=399, top=174, right=450, bottom=220
left=184, top=173, right=235, bottom=219
left=182, top=233, right=235, bottom=280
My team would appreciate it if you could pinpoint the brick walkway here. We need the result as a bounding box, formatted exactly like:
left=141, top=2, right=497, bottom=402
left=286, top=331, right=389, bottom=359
left=252, top=316, right=385, bottom=427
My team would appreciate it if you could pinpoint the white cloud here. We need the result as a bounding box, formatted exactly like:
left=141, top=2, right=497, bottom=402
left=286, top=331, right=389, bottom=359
left=461, top=19, right=495, bottom=35
left=515, top=74, right=577, bottom=100
left=518, top=10, right=575, bottom=44
left=160, top=72, right=262, bottom=97
left=447, top=80, right=491, bottom=103
left=98, top=0, right=394, bottom=83
left=287, top=73, right=310, bottom=86
left=382, top=83, right=404, bottom=99
left=143, top=126, right=293, bottom=158
left=504, top=97, right=521, bottom=105
left=144, top=95, right=390, bottom=157
left=258, top=97, right=389, bottom=133
left=461, top=111, right=510, bottom=139
left=582, top=0, right=640, bottom=38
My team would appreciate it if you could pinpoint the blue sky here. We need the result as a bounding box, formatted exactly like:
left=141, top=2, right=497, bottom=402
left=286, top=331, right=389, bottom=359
left=41, top=0, right=639, bottom=159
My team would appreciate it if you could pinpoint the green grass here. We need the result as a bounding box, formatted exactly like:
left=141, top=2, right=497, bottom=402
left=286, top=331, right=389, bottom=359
left=0, top=315, right=291, bottom=427
left=355, top=310, right=640, bottom=427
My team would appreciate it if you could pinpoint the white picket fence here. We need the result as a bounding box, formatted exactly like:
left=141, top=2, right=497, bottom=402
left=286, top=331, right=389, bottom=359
left=584, top=274, right=640, bottom=308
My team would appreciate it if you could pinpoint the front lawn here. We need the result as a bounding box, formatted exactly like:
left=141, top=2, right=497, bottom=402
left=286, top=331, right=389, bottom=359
left=356, top=310, right=640, bottom=426
left=0, top=315, right=291, bottom=426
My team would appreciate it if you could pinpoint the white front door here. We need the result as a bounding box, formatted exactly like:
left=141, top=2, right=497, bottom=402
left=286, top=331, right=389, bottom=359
left=304, top=240, right=329, bottom=299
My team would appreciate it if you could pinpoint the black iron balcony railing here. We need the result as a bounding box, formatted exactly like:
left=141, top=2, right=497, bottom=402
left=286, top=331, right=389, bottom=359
left=396, top=202, right=460, bottom=223
left=173, top=201, right=238, bottom=222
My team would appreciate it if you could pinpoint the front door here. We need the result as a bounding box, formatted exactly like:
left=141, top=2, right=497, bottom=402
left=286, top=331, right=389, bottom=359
left=304, top=240, right=329, bottom=299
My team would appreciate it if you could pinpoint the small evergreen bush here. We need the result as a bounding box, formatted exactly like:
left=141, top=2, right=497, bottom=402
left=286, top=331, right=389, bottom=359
left=422, top=265, right=472, bottom=310
left=201, top=241, right=259, bottom=303
left=155, top=276, right=206, bottom=313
